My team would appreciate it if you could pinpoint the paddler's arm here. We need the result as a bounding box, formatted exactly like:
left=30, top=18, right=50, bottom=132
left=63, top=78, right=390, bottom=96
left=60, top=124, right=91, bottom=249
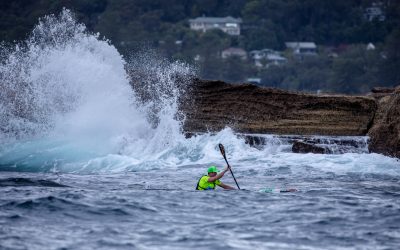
left=207, top=166, right=229, bottom=182
left=218, top=182, right=235, bottom=190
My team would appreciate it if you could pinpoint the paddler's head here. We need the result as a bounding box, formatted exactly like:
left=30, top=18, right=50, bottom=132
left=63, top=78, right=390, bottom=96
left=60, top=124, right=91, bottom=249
left=207, top=166, right=218, bottom=177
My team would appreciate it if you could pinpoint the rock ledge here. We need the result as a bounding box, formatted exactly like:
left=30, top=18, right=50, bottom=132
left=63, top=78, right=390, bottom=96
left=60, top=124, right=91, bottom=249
left=181, top=79, right=377, bottom=136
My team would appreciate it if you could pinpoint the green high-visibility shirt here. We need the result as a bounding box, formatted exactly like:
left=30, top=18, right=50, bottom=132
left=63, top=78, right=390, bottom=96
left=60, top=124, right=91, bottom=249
left=196, top=175, right=221, bottom=190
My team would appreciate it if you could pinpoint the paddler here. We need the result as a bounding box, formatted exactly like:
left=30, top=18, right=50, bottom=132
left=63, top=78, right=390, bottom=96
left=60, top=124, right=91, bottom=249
left=196, top=166, right=235, bottom=190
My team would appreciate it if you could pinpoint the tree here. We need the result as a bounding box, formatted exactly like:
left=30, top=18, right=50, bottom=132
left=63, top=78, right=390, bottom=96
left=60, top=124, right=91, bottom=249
left=221, top=56, right=250, bottom=83
left=329, top=45, right=382, bottom=93
left=200, top=55, right=223, bottom=80
left=379, top=29, right=400, bottom=85
left=260, top=65, right=293, bottom=88
left=243, top=19, right=282, bottom=50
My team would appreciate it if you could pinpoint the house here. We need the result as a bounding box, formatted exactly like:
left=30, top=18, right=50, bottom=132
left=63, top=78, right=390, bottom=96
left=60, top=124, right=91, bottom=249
left=266, top=54, right=287, bottom=66
left=249, top=50, right=265, bottom=61
left=189, top=16, right=242, bottom=35
left=364, top=3, right=385, bottom=22
left=285, top=42, right=317, bottom=54
left=249, top=50, right=265, bottom=67
left=221, top=48, right=247, bottom=60
left=249, top=49, right=287, bottom=67
left=285, top=42, right=317, bottom=59
left=249, top=49, right=278, bottom=58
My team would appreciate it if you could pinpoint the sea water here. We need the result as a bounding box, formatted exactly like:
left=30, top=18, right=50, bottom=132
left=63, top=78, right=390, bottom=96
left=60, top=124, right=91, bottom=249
left=1, top=10, right=399, bottom=250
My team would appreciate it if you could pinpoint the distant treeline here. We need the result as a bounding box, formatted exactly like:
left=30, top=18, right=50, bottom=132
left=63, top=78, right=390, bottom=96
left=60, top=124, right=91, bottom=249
left=0, top=0, right=399, bottom=93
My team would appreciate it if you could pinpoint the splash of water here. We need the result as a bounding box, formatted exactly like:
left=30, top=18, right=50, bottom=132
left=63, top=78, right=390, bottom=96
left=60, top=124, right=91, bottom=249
left=0, top=9, right=199, bottom=172
left=0, top=9, right=135, bottom=141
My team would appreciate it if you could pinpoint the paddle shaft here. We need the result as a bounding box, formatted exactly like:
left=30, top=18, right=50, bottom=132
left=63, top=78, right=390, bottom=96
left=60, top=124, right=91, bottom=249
left=221, top=151, right=240, bottom=190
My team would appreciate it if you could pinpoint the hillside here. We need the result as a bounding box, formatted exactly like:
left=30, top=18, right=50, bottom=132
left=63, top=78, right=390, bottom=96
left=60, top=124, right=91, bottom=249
left=0, top=0, right=399, bottom=93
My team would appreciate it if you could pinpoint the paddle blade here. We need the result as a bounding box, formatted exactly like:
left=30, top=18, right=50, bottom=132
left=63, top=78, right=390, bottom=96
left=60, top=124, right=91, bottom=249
left=218, top=143, right=225, bottom=156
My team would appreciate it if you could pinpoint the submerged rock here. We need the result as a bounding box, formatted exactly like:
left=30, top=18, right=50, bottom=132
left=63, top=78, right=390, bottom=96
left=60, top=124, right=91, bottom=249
left=292, top=141, right=326, bottom=154
left=181, top=79, right=377, bottom=136
left=368, top=86, right=400, bottom=158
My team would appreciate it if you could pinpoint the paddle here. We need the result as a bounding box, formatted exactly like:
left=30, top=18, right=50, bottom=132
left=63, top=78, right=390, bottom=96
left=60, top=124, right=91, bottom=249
left=218, top=143, right=240, bottom=190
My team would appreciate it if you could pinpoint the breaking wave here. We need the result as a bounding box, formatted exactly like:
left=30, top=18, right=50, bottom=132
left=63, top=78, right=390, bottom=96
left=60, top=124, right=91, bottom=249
left=0, top=9, right=398, bottom=176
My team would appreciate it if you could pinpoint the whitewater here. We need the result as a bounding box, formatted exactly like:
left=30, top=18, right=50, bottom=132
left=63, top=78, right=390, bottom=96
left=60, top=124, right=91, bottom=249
left=0, top=10, right=399, bottom=250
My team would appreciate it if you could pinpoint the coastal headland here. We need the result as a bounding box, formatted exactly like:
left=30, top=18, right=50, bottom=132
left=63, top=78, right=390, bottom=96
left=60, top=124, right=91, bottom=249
left=180, top=79, right=399, bottom=158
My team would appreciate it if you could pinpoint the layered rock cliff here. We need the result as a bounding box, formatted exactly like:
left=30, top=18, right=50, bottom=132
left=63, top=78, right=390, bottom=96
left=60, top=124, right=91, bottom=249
left=368, top=86, right=400, bottom=158
left=180, top=79, right=377, bottom=136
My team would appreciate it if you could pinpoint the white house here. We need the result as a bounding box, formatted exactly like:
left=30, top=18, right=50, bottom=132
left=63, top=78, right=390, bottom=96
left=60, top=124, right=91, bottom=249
left=249, top=50, right=265, bottom=61
left=189, top=16, right=242, bottom=35
left=266, top=54, right=287, bottom=66
left=364, top=3, right=385, bottom=22
left=249, top=49, right=287, bottom=67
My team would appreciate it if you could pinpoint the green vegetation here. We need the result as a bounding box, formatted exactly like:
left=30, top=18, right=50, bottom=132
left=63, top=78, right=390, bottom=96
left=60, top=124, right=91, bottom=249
left=0, top=0, right=399, bottom=93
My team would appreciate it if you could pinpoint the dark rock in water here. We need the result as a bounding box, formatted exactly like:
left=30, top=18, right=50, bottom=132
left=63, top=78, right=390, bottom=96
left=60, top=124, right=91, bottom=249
left=368, top=86, right=400, bottom=158
left=292, top=141, right=326, bottom=154
left=242, top=135, right=267, bottom=148
left=180, top=79, right=377, bottom=136
left=239, top=133, right=369, bottom=154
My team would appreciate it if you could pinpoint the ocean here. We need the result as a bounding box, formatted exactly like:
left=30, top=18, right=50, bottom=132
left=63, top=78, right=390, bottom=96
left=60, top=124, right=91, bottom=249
left=1, top=9, right=399, bottom=250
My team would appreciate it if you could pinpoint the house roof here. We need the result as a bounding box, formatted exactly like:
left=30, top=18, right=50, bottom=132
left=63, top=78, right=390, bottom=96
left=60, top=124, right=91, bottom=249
left=189, top=16, right=242, bottom=24
left=285, top=42, right=317, bottom=49
left=250, top=49, right=281, bottom=58
left=366, top=43, right=375, bottom=50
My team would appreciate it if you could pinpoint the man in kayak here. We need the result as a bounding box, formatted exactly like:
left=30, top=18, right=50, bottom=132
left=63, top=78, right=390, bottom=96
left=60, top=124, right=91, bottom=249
left=196, top=166, right=235, bottom=190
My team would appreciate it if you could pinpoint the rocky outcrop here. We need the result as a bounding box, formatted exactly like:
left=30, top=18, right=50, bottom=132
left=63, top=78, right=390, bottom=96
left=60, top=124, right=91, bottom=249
left=368, top=87, right=396, bottom=100
left=368, top=86, right=400, bottom=158
left=240, top=134, right=368, bottom=154
left=181, top=79, right=377, bottom=136
left=371, top=87, right=395, bottom=94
